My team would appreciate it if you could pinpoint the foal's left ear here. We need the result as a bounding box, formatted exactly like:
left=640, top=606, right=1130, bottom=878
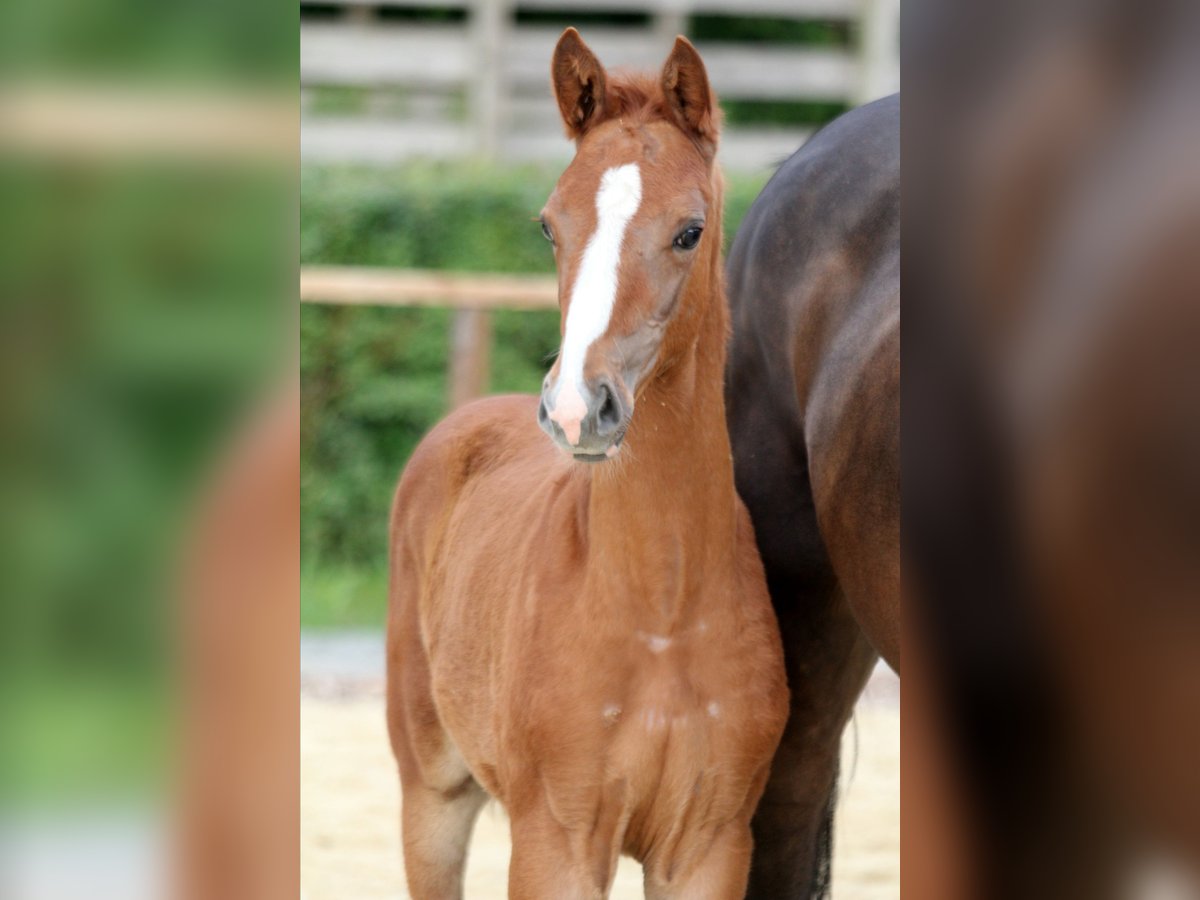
left=660, top=36, right=719, bottom=157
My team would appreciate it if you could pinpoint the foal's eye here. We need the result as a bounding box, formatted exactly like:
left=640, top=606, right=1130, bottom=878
left=673, top=225, right=703, bottom=251
left=540, top=220, right=555, bottom=244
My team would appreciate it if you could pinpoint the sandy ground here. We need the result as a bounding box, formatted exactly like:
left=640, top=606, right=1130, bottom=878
left=300, top=639, right=898, bottom=899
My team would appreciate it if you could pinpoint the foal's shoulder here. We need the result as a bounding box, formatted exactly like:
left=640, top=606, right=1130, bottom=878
left=438, top=393, right=541, bottom=445
left=404, top=394, right=548, bottom=490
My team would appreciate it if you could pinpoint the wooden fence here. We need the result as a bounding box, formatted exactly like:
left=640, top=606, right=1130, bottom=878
left=301, top=265, right=558, bottom=408
left=300, top=0, right=900, bottom=172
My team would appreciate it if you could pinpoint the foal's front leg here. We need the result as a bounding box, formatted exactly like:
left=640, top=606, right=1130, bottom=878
left=388, top=611, right=487, bottom=900
left=399, top=777, right=487, bottom=900
left=643, top=822, right=755, bottom=900
left=507, top=805, right=613, bottom=900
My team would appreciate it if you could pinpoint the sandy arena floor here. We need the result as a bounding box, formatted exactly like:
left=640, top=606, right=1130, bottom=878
left=300, top=652, right=897, bottom=900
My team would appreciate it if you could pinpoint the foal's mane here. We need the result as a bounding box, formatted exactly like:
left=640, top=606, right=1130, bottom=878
left=603, top=71, right=672, bottom=124
left=601, top=70, right=723, bottom=151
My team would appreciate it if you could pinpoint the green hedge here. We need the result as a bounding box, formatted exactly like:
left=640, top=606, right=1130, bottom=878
left=301, top=162, right=771, bottom=623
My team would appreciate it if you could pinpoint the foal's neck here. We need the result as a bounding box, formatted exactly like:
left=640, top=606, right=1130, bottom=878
left=585, top=227, right=738, bottom=621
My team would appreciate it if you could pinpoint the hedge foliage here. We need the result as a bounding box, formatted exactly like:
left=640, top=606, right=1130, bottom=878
left=301, top=162, right=772, bottom=618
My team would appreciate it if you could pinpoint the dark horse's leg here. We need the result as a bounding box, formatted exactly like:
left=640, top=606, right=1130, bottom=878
left=723, top=377, right=877, bottom=897
left=726, top=94, right=900, bottom=896
left=746, top=577, right=875, bottom=899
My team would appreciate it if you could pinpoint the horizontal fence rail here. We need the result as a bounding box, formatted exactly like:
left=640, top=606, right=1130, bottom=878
left=301, top=265, right=559, bottom=408
left=300, top=266, right=558, bottom=310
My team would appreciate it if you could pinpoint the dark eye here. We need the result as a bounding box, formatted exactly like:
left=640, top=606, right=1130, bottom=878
left=673, top=225, right=703, bottom=250
left=541, top=219, right=555, bottom=243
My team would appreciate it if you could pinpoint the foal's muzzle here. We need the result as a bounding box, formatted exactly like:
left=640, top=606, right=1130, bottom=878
left=537, top=375, right=630, bottom=462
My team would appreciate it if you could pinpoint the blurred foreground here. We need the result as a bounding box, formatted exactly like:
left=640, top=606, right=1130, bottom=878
left=905, top=0, right=1200, bottom=896
left=0, top=0, right=296, bottom=895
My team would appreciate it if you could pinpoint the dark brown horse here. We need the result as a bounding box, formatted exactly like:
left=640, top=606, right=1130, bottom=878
left=723, top=94, right=900, bottom=898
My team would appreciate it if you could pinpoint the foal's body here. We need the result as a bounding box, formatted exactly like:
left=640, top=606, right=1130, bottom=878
left=388, top=31, right=786, bottom=899
left=391, top=392, right=783, bottom=896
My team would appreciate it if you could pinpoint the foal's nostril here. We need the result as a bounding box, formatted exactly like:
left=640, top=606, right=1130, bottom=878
left=595, top=383, right=622, bottom=435
left=537, top=396, right=551, bottom=429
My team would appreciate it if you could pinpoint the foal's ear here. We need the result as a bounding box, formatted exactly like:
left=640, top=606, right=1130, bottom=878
left=551, top=27, right=608, bottom=139
left=660, top=36, right=719, bottom=156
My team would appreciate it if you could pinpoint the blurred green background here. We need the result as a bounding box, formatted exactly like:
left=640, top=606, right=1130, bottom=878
left=300, top=162, right=773, bottom=628
left=1, top=159, right=290, bottom=804
left=1, top=0, right=293, bottom=811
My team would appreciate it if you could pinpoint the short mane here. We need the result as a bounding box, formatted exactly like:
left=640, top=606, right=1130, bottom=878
left=602, top=70, right=723, bottom=146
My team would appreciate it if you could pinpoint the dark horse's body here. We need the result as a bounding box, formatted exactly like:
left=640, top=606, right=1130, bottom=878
left=725, top=94, right=900, bottom=898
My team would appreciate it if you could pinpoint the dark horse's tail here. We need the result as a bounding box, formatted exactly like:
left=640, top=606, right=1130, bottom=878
left=809, top=773, right=835, bottom=899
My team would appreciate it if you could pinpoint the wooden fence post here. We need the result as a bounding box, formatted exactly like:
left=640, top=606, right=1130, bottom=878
left=858, top=0, right=901, bottom=105
left=453, top=0, right=511, bottom=408
left=469, top=0, right=510, bottom=159
left=654, top=0, right=687, bottom=46
left=449, top=308, right=492, bottom=409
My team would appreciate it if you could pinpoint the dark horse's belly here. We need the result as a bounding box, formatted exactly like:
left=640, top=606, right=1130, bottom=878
left=724, top=94, right=900, bottom=899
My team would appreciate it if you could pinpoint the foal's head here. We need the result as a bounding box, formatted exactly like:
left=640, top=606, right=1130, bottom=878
left=536, top=28, right=721, bottom=462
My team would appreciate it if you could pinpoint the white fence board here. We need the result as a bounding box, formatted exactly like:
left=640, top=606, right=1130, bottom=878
left=503, top=29, right=857, bottom=99
left=300, top=25, right=472, bottom=87
left=303, top=0, right=861, bottom=16
left=301, top=119, right=476, bottom=162
left=299, top=1, right=899, bottom=171
left=301, top=116, right=810, bottom=171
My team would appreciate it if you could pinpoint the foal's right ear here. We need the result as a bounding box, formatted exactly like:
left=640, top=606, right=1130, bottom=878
left=551, top=27, right=608, bottom=139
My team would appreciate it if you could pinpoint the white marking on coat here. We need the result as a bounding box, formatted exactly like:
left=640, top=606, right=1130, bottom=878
left=641, top=708, right=669, bottom=730
left=635, top=630, right=673, bottom=653
left=548, top=164, right=642, bottom=445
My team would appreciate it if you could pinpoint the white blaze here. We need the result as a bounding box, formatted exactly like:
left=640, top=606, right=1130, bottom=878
left=550, top=163, right=642, bottom=444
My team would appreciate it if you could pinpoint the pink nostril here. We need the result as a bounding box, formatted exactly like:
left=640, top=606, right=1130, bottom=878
left=548, top=381, right=587, bottom=446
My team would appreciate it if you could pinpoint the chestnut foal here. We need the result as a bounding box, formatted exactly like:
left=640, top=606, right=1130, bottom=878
left=387, top=30, right=787, bottom=899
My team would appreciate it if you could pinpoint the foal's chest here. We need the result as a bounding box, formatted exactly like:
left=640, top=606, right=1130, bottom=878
left=508, top=613, right=760, bottom=819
